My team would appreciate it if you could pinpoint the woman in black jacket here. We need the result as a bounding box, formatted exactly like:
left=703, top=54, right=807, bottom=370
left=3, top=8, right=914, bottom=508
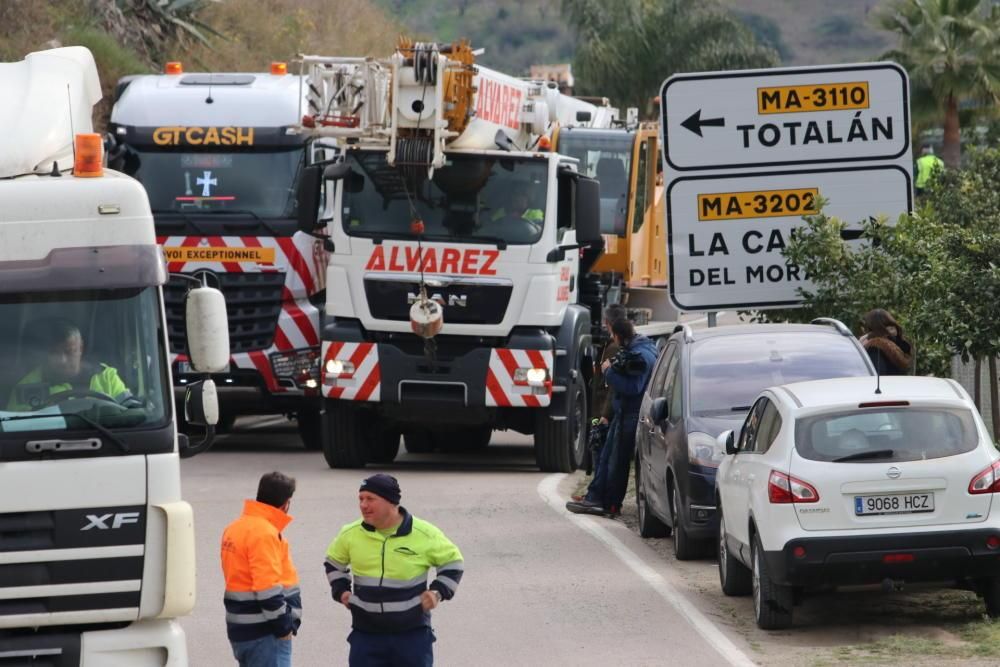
left=860, top=309, right=913, bottom=375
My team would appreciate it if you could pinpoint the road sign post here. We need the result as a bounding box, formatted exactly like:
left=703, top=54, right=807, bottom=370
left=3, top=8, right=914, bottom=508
left=660, top=63, right=913, bottom=312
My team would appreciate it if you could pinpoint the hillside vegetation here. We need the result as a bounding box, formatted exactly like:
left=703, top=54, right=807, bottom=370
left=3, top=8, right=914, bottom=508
left=1, top=0, right=899, bottom=126
left=377, top=0, right=894, bottom=75
left=0, top=0, right=400, bottom=129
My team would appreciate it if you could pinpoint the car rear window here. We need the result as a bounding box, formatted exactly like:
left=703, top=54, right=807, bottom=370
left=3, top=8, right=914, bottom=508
left=795, top=407, right=979, bottom=462
left=689, top=333, right=870, bottom=417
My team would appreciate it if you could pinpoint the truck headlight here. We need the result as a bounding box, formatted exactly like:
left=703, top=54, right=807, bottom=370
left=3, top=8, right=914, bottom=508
left=324, top=358, right=356, bottom=380
left=514, top=367, right=549, bottom=387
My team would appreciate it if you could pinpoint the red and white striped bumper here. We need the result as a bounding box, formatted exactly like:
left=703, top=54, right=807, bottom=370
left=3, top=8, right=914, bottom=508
left=485, top=349, right=553, bottom=407
left=322, top=342, right=382, bottom=401
left=320, top=341, right=553, bottom=408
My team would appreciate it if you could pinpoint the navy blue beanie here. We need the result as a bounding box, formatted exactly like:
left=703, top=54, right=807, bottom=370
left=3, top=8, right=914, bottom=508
left=360, top=474, right=401, bottom=505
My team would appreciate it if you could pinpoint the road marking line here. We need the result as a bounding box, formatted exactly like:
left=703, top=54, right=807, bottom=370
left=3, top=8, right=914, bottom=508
left=538, top=474, right=757, bottom=667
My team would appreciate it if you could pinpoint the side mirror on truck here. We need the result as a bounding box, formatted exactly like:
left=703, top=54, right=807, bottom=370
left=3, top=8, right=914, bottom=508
left=297, top=164, right=324, bottom=233
left=575, top=175, right=602, bottom=245
left=179, top=284, right=228, bottom=458
left=547, top=171, right=604, bottom=262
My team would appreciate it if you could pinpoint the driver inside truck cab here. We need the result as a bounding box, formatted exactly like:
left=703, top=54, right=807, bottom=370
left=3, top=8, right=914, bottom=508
left=7, top=318, right=133, bottom=411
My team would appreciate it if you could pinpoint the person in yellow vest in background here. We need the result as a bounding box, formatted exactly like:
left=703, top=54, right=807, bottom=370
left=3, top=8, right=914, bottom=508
left=915, top=145, right=945, bottom=196
left=7, top=319, right=133, bottom=411
left=486, top=188, right=542, bottom=237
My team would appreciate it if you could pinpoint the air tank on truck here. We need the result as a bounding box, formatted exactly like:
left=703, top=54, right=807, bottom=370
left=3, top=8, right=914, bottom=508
left=0, top=46, right=227, bottom=664
left=293, top=39, right=619, bottom=471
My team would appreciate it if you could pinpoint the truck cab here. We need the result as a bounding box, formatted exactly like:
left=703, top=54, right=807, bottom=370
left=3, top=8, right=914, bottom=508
left=108, top=64, right=325, bottom=448
left=295, top=42, right=606, bottom=471
left=0, top=46, right=224, bottom=665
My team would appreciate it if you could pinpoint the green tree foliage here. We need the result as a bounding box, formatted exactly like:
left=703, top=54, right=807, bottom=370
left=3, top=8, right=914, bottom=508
left=875, top=0, right=1000, bottom=167
left=761, top=148, right=1000, bottom=429
left=562, top=0, right=778, bottom=116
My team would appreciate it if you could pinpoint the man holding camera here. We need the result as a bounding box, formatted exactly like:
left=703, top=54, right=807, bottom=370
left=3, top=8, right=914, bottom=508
left=568, top=318, right=657, bottom=517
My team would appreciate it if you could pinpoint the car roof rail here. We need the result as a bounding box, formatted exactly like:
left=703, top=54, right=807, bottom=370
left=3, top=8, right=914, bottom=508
left=810, top=317, right=853, bottom=337
left=672, top=323, right=694, bottom=343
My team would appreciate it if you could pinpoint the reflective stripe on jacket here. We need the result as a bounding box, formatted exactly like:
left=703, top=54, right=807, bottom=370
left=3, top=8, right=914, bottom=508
left=8, top=363, right=130, bottom=411
left=325, top=507, right=463, bottom=634
left=221, top=500, right=301, bottom=642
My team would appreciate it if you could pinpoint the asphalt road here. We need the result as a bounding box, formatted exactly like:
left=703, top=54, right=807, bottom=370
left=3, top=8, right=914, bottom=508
left=179, top=417, right=754, bottom=666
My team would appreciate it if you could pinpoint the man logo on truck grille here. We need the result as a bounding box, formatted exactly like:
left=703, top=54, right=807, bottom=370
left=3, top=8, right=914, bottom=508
left=407, top=292, right=467, bottom=308
left=81, top=512, right=141, bottom=530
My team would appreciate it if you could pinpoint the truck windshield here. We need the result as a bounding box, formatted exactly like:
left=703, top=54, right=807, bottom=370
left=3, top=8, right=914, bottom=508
left=557, top=130, right=634, bottom=235
left=0, top=287, right=169, bottom=435
left=342, top=152, right=548, bottom=245
left=121, top=148, right=303, bottom=218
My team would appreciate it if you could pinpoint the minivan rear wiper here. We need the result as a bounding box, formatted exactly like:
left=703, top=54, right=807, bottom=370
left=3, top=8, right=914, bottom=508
left=1, top=412, right=130, bottom=453
left=833, top=449, right=893, bottom=463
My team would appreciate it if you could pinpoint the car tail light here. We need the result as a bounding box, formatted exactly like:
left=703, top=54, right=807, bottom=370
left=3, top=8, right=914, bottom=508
left=792, top=546, right=807, bottom=559
left=969, top=460, right=1000, bottom=495
left=987, top=536, right=1000, bottom=550
left=768, top=470, right=819, bottom=504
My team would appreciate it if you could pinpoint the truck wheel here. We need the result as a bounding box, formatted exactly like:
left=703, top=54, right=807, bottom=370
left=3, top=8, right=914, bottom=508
left=215, top=411, right=237, bottom=434
left=403, top=430, right=435, bottom=454
left=534, top=374, right=587, bottom=473
left=466, top=425, right=492, bottom=451
left=296, top=409, right=322, bottom=450
left=369, top=429, right=401, bottom=464
left=321, top=401, right=367, bottom=469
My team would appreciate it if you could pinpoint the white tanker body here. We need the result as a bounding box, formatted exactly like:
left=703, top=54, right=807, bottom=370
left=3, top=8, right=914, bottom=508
left=295, top=41, right=615, bottom=471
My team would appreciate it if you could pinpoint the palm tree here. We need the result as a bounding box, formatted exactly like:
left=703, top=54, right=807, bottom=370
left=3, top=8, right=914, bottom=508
left=876, top=0, right=1000, bottom=167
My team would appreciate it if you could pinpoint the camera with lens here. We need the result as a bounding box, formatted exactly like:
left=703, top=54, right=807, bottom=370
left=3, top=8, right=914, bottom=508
left=609, top=346, right=647, bottom=376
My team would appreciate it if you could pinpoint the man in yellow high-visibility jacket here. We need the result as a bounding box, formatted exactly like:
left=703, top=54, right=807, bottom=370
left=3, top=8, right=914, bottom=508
left=325, top=474, right=463, bottom=666
left=915, top=145, right=945, bottom=196
left=7, top=319, right=132, bottom=411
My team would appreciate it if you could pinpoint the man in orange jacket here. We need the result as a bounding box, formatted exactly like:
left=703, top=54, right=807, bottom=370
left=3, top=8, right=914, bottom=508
left=221, top=471, right=301, bottom=666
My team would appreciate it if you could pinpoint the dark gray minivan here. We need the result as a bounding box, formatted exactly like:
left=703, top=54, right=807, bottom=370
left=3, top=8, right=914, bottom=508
left=634, top=319, right=875, bottom=559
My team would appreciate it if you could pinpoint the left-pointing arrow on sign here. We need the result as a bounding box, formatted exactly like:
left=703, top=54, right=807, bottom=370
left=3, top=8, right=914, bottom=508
left=680, top=109, right=725, bottom=137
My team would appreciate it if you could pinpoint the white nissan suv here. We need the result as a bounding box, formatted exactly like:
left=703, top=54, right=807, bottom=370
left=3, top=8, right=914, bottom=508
left=715, top=375, right=1000, bottom=629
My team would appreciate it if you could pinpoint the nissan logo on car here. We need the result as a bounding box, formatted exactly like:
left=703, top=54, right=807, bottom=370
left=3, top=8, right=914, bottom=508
left=886, top=466, right=902, bottom=479
left=407, top=292, right=467, bottom=308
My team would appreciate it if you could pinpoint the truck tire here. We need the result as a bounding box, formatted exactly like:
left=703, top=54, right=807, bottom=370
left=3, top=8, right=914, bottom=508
left=403, top=430, right=435, bottom=454
left=321, top=401, right=367, bottom=469
left=296, top=409, right=322, bottom=450
left=534, top=374, right=587, bottom=473
left=370, top=429, right=401, bottom=463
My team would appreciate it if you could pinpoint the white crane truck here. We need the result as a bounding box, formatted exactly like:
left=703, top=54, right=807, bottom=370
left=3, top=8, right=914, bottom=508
left=0, top=47, right=226, bottom=665
left=295, top=41, right=617, bottom=471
